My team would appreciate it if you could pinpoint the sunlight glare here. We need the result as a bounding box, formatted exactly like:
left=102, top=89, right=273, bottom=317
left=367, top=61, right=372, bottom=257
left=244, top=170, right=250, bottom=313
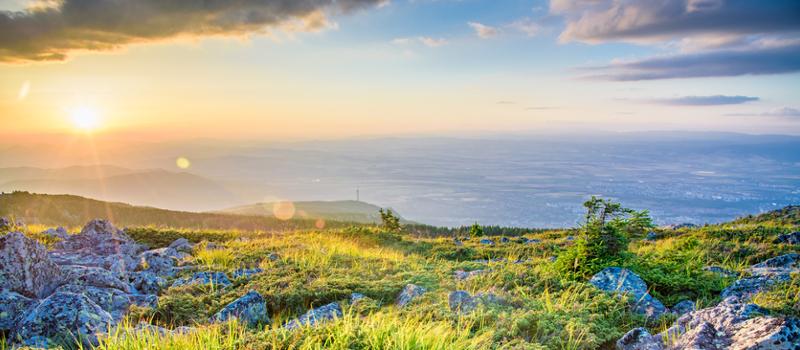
left=176, top=157, right=191, bottom=169
left=70, top=107, right=100, bottom=131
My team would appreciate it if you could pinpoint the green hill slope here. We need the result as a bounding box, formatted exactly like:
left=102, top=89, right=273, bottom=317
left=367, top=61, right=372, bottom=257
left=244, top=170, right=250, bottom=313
left=219, top=200, right=400, bottom=224
left=0, top=191, right=362, bottom=231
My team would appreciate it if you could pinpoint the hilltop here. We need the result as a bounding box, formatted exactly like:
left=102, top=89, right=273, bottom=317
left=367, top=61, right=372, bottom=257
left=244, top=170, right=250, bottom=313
left=219, top=200, right=403, bottom=224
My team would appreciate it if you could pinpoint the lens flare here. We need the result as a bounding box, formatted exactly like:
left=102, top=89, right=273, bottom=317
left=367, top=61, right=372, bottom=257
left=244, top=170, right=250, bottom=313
left=273, top=201, right=296, bottom=221
left=17, top=81, right=30, bottom=100
left=176, top=157, right=191, bottom=169
left=315, top=218, right=326, bottom=229
left=70, top=107, right=100, bottom=131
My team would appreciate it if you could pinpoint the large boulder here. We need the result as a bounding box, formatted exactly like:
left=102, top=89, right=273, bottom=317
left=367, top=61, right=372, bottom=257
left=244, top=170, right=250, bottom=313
left=396, top=284, right=426, bottom=307
left=671, top=300, right=696, bottom=316
left=0, top=232, right=63, bottom=298
left=774, top=232, right=800, bottom=245
left=12, top=292, right=114, bottom=348
left=55, top=219, right=142, bottom=256
left=0, top=290, right=35, bottom=331
left=284, top=302, right=342, bottom=330
left=722, top=253, right=799, bottom=300
left=54, top=284, right=133, bottom=320
left=131, top=271, right=167, bottom=295
left=137, top=248, right=184, bottom=277
left=211, top=290, right=269, bottom=327
left=61, top=265, right=132, bottom=293
left=41, top=227, right=69, bottom=240
left=168, top=238, right=194, bottom=253
left=590, top=267, right=667, bottom=319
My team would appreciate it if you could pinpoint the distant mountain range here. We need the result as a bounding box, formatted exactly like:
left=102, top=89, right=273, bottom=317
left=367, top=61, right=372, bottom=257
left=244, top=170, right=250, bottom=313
left=0, top=192, right=389, bottom=230
left=219, top=200, right=402, bottom=224
left=0, top=166, right=243, bottom=212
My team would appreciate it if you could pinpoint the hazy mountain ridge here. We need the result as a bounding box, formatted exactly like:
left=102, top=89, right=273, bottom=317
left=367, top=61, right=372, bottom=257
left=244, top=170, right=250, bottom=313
left=219, top=200, right=405, bottom=224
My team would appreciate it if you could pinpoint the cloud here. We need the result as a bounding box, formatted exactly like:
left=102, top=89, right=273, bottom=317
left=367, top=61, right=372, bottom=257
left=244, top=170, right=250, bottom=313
left=509, top=18, right=540, bottom=37
left=391, top=36, right=447, bottom=48
left=468, top=22, right=499, bottom=39
left=582, top=43, right=800, bottom=80
left=649, top=95, right=759, bottom=106
left=0, top=0, right=387, bottom=63
left=727, top=107, right=800, bottom=117
left=551, top=0, right=800, bottom=44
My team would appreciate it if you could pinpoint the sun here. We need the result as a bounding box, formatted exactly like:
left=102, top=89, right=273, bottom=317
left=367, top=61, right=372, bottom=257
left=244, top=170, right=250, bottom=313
left=70, top=107, right=100, bottom=132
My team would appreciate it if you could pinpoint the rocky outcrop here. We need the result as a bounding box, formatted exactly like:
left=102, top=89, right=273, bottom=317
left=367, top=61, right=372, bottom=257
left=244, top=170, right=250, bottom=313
left=0, top=290, right=35, bottom=331
left=616, top=328, right=663, bottom=350
left=232, top=268, right=263, bottom=280
left=212, top=290, right=269, bottom=327
left=396, top=284, right=426, bottom=307
left=454, top=269, right=486, bottom=280
left=137, top=247, right=186, bottom=277
left=55, top=219, right=143, bottom=256
left=722, top=253, right=799, bottom=300
left=703, top=265, right=737, bottom=278
left=774, top=231, right=800, bottom=245
left=168, top=238, right=194, bottom=253
left=479, top=238, right=495, bottom=246
left=284, top=302, right=342, bottom=330
left=590, top=267, right=667, bottom=319
left=0, top=232, right=63, bottom=298
left=41, top=227, right=69, bottom=240
left=13, top=292, right=114, bottom=348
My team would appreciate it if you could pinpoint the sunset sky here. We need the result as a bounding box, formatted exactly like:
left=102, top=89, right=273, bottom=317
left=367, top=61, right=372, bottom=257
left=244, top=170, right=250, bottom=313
left=1, top=0, right=799, bottom=139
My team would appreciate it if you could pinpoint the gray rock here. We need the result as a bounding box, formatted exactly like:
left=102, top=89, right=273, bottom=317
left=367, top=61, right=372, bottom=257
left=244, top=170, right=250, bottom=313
left=61, top=265, right=132, bottom=293
left=56, top=219, right=142, bottom=256
left=267, top=252, right=280, bottom=261
left=590, top=267, right=667, bottom=319
left=525, top=238, right=541, bottom=244
left=212, top=290, right=269, bottom=327
left=13, top=292, right=113, bottom=348
left=284, top=302, right=342, bottom=330
left=565, top=235, right=575, bottom=241
left=350, top=293, right=365, bottom=303
left=42, top=227, right=69, bottom=240
left=479, top=238, right=495, bottom=246
left=703, top=266, right=737, bottom=278
left=615, top=327, right=663, bottom=350
left=131, top=271, right=167, bottom=295
left=54, top=284, right=132, bottom=320
left=137, top=248, right=182, bottom=277
left=168, top=238, right=193, bottom=253
left=453, top=238, right=463, bottom=246
left=0, top=217, right=10, bottom=231
left=396, top=284, right=426, bottom=307
left=751, top=253, right=800, bottom=270
left=172, top=271, right=231, bottom=288
left=454, top=269, right=485, bottom=280
left=0, top=290, right=35, bottom=331
left=232, top=268, right=263, bottom=280
left=671, top=300, right=696, bottom=316
left=670, top=223, right=697, bottom=230
left=721, top=273, right=791, bottom=300
left=0, top=232, right=64, bottom=298
left=774, top=231, right=800, bottom=245
left=448, top=290, right=504, bottom=313
left=500, top=237, right=510, bottom=243
left=645, top=232, right=658, bottom=241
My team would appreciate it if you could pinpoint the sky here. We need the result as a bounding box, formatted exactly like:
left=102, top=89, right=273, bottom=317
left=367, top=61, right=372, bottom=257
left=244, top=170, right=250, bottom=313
left=1, top=0, right=799, bottom=140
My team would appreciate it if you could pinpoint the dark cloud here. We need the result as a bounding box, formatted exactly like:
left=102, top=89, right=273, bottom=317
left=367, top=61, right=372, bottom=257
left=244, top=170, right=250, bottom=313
left=0, top=0, right=385, bottom=63
left=552, top=0, right=800, bottom=43
left=650, top=95, right=759, bottom=106
left=583, top=43, right=800, bottom=80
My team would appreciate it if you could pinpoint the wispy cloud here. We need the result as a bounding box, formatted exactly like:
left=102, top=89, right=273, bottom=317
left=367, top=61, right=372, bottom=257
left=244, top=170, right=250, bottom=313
left=582, top=44, right=800, bottom=81
left=0, top=0, right=387, bottom=63
left=648, top=95, right=759, bottom=106
left=727, top=107, right=800, bottom=117
left=509, top=18, right=540, bottom=37
left=468, top=22, right=499, bottom=39
left=418, top=36, right=447, bottom=47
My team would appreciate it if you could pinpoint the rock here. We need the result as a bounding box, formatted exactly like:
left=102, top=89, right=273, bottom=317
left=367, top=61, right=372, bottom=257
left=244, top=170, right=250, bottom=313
left=454, top=269, right=485, bottom=280
left=13, top=292, right=113, bottom=348
left=284, top=302, right=342, bottom=330
left=0, top=290, right=35, bottom=331
left=525, top=238, right=541, bottom=244
left=453, top=238, right=463, bottom=246
left=670, top=223, right=697, bottom=230
left=56, top=219, right=142, bottom=256
left=448, top=290, right=504, bottom=313
left=729, top=316, right=800, bottom=349
left=751, top=253, right=800, bottom=270
left=500, top=237, right=510, bottom=243
left=0, top=232, right=64, bottom=298
left=134, top=322, right=171, bottom=336
left=478, top=239, right=495, bottom=246
left=212, top=290, right=269, bottom=327
left=42, top=227, right=69, bottom=240
left=774, top=231, right=800, bottom=245
left=615, top=327, right=663, bottom=350
left=61, top=265, right=132, bottom=293
left=267, top=252, right=280, bottom=261
left=168, top=238, right=193, bottom=253
left=0, top=217, right=10, bottom=231
left=448, top=290, right=474, bottom=313
left=396, top=284, right=426, bottom=307
left=137, top=248, right=182, bottom=277
left=703, top=266, right=737, bottom=278
left=232, top=268, right=263, bottom=280
left=645, top=231, right=658, bottom=241
left=721, top=274, right=791, bottom=300
left=172, top=271, right=231, bottom=288
left=350, top=293, right=365, bottom=303
left=565, top=235, right=575, bottom=241
left=671, top=300, right=696, bottom=316
left=131, top=271, right=167, bottom=294
left=54, top=284, right=132, bottom=320
left=472, top=258, right=506, bottom=264
left=590, top=267, right=667, bottom=319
